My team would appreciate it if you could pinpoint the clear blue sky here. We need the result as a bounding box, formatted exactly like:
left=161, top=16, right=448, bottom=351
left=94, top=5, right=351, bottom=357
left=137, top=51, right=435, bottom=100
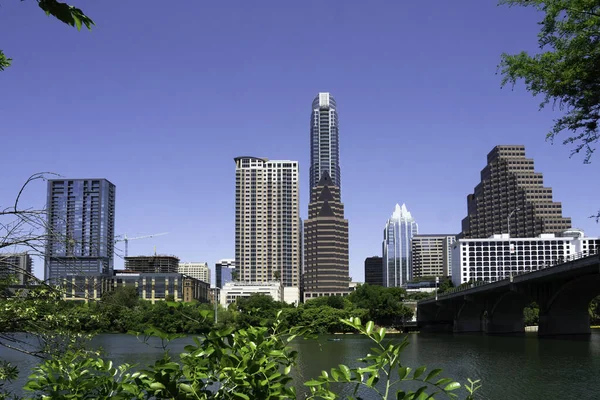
left=1, top=0, right=598, bottom=283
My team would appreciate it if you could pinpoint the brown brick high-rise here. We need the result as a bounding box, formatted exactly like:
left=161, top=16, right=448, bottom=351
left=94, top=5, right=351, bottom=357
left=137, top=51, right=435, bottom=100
left=303, top=171, right=349, bottom=299
left=461, top=145, right=571, bottom=238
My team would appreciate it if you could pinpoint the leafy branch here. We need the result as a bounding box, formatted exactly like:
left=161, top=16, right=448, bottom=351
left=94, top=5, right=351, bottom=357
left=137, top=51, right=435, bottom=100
left=1, top=1, right=93, bottom=71
left=304, top=317, right=480, bottom=400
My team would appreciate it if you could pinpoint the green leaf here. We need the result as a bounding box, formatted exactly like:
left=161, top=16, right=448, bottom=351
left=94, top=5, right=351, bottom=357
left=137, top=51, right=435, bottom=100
left=149, top=382, right=166, bottom=390
left=398, top=366, right=411, bottom=380
left=305, top=379, right=323, bottom=387
left=444, top=382, right=461, bottom=391
left=179, top=383, right=193, bottom=393
left=365, top=321, right=374, bottom=335
left=424, top=368, right=442, bottom=382
left=413, top=365, right=426, bottom=379
left=339, top=364, right=351, bottom=381
left=232, top=392, right=250, bottom=400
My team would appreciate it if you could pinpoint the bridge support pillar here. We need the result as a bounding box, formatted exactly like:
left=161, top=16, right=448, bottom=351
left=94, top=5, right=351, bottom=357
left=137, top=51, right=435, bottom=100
left=454, top=301, right=485, bottom=333
left=538, top=309, right=591, bottom=336
left=485, top=292, right=526, bottom=334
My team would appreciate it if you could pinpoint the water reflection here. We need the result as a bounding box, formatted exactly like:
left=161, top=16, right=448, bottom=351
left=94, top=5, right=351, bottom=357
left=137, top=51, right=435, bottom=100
left=1, top=330, right=599, bottom=399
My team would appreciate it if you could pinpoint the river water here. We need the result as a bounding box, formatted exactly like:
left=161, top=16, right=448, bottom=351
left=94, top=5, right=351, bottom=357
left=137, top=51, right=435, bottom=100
left=2, top=330, right=600, bottom=399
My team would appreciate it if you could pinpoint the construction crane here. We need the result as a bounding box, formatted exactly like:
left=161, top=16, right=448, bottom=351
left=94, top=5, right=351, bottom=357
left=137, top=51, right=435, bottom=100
left=115, top=232, right=169, bottom=258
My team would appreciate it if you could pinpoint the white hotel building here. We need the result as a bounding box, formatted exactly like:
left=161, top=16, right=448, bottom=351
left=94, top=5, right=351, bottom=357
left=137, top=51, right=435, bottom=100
left=451, top=230, right=600, bottom=286
left=178, top=262, right=210, bottom=284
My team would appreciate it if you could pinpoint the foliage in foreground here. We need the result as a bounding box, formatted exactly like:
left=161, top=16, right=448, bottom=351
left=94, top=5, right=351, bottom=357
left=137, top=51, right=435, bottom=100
left=499, top=0, right=600, bottom=165
left=1, top=313, right=479, bottom=399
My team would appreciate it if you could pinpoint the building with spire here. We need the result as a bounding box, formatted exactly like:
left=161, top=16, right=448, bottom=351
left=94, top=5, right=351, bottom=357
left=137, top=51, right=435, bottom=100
left=461, top=145, right=571, bottom=238
left=303, top=171, right=349, bottom=299
left=303, top=92, right=349, bottom=300
left=382, top=203, right=418, bottom=287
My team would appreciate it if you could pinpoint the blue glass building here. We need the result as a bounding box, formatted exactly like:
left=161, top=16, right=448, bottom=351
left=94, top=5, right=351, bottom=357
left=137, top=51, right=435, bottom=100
left=44, top=179, right=116, bottom=281
left=382, top=203, right=418, bottom=287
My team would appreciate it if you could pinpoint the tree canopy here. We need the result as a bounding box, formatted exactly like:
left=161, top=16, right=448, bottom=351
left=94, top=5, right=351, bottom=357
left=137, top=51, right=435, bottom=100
left=499, top=0, right=600, bottom=163
left=1, top=0, right=93, bottom=71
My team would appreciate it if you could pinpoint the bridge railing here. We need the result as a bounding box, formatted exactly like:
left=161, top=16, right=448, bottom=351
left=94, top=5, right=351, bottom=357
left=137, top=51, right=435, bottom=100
left=422, top=247, right=599, bottom=301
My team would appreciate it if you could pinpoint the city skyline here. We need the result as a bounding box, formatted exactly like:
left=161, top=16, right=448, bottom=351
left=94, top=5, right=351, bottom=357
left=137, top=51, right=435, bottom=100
left=2, top=2, right=599, bottom=283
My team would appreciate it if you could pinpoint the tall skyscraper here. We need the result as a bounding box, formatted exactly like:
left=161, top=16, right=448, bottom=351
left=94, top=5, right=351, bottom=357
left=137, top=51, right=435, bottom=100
left=461, top=145, right=571, bottom=238
left=303, top=171, right=349, bottom=298
left=310, top=92, right=340, bottom=191
left=304, top=92, right=349, bottom=300
left=411, top=234, right=456, bottom=278
left=234, top=157, right=301, bottom=287
left=382, top=203, right=418, bottom=287
left=364, top=256, right=384, bottom=286
left=45, top=179, right=116, bottom=281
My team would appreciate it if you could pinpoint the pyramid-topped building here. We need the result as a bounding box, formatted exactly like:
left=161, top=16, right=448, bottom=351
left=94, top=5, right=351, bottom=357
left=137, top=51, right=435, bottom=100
left=461, top=145, right=571, bottom=238
left=303, top=171, right=349, bottom=299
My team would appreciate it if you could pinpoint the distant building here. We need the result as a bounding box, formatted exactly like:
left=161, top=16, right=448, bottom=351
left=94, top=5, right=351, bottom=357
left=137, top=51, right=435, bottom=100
left=216, top=259, right=236, bottom=288
left=0, top=253, right=33, bottom=285
left=411, top=234, right=456, bottom=278
left=364, top=256, right=384, bottom=286
left=125, top=255, right=179, bottom=273
left=45, top=179, right=116, bottom=281
left=451, top=232, right=600, bottom=286
left=303, top=171, right=349, bottom=299
left=178, top=262, right=210, bottom=284
left=235, top=157, right=301, bottom=288
left=383, top=203, right=418, bottom=287
left=62, top=271, right=210, bottom=303
left=219, top=281, right=283, bottom=306
left=461, top=145, right=571, bottom=239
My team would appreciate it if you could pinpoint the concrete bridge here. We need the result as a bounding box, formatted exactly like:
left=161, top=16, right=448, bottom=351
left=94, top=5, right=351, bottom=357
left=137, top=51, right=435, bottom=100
left=417, top=251, right=600, bottom=336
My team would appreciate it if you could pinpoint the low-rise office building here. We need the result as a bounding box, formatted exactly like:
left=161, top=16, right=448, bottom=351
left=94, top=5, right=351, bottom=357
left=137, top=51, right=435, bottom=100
left=451, top=232, right=600, bottom=286
left=219, top=281, right=282, bottom=306
left=61, top=271, right=209, bottom=303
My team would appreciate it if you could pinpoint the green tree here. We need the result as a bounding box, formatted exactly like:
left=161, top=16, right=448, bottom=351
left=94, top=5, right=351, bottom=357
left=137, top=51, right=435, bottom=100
left=1, top=0, right=94, bottom=71
left=499, top=0, right=600, bottom=165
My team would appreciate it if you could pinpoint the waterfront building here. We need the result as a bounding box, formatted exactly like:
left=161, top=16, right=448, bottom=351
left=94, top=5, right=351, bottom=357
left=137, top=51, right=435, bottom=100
left=451, top=232, right=600, bottom=286
left=178, top=261, right=210, bottom=284
left=303, top=171, right=349, bottom=299
left=234, top=157, right=301, bottom=288
left=461, top=145, right=571, bottom=238
left=44, top=179, right=116, bottom=282
left=411, top=234, right=456, bottom=278
left=125, top=255, right=179, bottom=273
left=219, top=281, right=283, bottom=306
left=216, top=259, right=236, bottom=288
left=0, top=252, right=33, bottom=285
left=382, top=203, right=418, bottom=287
left=364, top=256, right=384, bottom=286
left=61, top=271, right=210, bottom=303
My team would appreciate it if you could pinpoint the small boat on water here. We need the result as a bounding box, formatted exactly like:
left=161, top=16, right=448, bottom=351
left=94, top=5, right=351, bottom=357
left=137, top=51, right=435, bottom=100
left=327, top=338, right=342, bottom=342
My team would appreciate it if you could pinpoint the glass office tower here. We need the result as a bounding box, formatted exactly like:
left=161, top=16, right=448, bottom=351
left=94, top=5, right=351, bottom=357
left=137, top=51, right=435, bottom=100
left=44, top=179, right=116, bottom=281
left=382, top=203, right=418, bottom=287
